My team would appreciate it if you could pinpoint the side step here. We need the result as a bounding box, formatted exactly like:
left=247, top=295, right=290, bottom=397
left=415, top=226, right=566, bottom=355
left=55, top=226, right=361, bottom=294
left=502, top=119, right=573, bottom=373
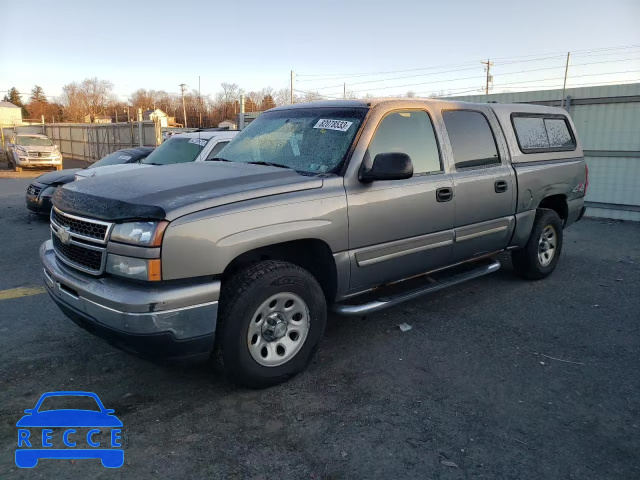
left=332, top=259, right=501, bottom=316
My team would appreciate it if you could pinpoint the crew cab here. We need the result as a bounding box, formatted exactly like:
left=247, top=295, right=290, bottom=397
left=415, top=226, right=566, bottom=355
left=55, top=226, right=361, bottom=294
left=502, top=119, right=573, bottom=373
left=40, top=99, right=587, bottom=388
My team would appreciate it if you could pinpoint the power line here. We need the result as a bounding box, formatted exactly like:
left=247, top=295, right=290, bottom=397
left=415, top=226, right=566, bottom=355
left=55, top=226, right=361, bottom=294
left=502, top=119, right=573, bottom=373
left=296, top=43, right=640, bottom=80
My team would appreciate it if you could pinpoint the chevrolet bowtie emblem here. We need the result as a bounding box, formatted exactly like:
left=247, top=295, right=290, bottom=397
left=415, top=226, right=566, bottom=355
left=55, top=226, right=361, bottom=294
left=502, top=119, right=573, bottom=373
left=57, top=226, right=71, bottom=245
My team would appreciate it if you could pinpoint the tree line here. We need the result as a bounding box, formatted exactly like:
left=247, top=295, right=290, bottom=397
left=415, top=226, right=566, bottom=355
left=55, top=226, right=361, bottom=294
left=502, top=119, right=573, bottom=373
left=3, top=78, right=320, bottom=128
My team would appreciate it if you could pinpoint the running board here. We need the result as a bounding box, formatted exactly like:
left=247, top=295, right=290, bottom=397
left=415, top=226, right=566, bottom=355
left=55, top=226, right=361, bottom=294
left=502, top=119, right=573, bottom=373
left=332, top=259, right=501, bottom=316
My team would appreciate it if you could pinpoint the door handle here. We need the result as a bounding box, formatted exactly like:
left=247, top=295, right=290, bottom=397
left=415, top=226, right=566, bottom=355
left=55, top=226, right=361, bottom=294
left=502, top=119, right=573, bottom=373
left=436, top=187, right=453, bottom=202
left=494, top=180, right=508, bottom=193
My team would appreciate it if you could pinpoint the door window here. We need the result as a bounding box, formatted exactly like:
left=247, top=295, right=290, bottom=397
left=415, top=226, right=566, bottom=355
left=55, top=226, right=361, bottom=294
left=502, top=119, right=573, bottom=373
left=367, top=110, right=441, bottom=174
left=442, top=110, right=500, bottom=169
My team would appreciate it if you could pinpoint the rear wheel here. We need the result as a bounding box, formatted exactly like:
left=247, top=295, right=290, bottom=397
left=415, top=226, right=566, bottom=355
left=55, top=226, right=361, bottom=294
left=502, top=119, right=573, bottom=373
left=214, top=260, right=327, bottom=388
left=512, top=209, right=563, bottom=280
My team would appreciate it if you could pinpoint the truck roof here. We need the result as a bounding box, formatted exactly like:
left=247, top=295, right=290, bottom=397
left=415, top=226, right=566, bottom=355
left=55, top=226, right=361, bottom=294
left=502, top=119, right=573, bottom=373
left=270, top=97, right=567, bottom=116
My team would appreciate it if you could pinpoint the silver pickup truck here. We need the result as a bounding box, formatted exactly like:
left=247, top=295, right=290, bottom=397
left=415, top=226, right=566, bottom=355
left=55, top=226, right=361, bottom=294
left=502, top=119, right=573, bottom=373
left=40, top=99, right=587, bottom=387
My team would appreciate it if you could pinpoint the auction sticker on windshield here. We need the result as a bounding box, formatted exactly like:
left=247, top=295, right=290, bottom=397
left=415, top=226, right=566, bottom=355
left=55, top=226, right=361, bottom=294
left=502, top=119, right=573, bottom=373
left=189, top=138, right=208, bottom=146
left=313, top=119, right=353, bottom=132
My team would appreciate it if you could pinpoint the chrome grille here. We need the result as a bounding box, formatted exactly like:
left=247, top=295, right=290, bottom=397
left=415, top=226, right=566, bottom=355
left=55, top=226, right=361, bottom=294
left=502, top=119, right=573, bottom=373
left=50, top=208, right=113, bottom=275
left=52, top=207, right=111, bottom=242
left=52, top=235, right=104, bottom=273
left=29, top=151, right=50, bottom=158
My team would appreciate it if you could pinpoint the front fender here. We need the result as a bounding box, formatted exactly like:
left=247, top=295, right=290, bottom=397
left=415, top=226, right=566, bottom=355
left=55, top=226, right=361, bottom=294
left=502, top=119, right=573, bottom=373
left=161, top=182, right=348, bottom=280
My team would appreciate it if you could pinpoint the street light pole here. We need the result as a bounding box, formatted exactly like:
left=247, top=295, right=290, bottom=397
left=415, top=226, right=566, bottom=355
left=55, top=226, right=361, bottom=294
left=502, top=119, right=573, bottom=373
left=179, top=83, right=188, bottom=128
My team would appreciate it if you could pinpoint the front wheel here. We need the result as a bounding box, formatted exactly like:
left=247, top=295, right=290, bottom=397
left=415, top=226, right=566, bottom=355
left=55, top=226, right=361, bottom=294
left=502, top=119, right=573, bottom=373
left=214, top=260, right=327, bottom=388
left=512, top=209, right=563, bottom=280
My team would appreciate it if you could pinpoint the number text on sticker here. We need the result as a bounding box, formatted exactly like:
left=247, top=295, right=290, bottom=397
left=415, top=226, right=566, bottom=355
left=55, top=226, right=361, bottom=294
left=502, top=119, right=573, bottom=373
left=313, top=119, right=353, bottom=132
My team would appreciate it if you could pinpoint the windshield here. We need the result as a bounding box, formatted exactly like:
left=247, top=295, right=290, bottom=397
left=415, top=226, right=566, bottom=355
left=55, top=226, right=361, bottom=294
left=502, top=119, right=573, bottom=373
left=37, top=395, right=101, bottom=412
left=16, top=136, right=53, bottom=147
left=89, top=151, right=138, bottom=169
left=141, top=136, right=209, bottom=165
left=217, top=107, right=367, bottom=174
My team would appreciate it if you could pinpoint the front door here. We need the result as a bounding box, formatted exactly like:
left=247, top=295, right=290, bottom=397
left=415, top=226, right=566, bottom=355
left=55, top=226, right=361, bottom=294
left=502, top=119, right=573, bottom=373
left=346, top=109, right=455, bottom=291
left=441, top=108, right=516, bottom=262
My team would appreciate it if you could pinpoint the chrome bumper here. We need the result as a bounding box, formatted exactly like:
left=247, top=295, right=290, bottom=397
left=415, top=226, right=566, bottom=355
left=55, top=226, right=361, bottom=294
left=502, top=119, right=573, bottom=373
left=40, top=240, right=220, bottom=340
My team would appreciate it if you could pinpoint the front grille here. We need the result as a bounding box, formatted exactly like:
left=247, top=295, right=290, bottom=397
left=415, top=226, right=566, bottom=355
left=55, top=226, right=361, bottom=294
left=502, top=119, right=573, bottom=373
left=52, top=208, right=109, bottom=241
left=27, top=184, right=42, bottom=196
left=52, top=235, right=104, bottom=273
left=29, top=151, right=50, bottom=158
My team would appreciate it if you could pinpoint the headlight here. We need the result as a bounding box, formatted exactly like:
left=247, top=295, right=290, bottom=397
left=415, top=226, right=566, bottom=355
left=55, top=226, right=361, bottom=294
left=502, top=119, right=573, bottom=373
left=106, top=254, right=161, bottom=281
left=110, top=221, right=168, bottom=246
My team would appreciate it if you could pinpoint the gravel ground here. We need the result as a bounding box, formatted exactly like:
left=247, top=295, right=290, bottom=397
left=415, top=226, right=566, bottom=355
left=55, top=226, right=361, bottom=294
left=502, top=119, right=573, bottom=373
left=1, top=177, right=639, bottom=479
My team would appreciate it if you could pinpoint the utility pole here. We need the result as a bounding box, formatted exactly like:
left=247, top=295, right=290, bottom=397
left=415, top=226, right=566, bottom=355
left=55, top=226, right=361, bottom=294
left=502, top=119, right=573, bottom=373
left=290, top=70, right=295, bottom=104
left=343, top=83, right=346, bottom=99
left=561, top=52, right=571, bottom=109
left=198, top=76, right=202, bottom=128
left=481, top=59, right=493, bottom=102
left=179, top=83, right=188, bottom=128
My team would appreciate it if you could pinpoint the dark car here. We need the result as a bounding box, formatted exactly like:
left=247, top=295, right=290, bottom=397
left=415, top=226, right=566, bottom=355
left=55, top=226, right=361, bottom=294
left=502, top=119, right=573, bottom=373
left=25, top=147, right=154, bottom=215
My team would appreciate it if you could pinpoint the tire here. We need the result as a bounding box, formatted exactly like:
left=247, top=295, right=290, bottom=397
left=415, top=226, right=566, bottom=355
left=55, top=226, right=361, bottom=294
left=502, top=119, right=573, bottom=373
left=214, top=260, right=327, bottom=388
left=512, top=208, right=563, bottom=280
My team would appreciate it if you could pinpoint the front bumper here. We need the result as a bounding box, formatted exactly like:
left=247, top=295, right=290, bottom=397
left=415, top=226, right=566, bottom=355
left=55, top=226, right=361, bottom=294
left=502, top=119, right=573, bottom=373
left=40, top=240, right=220, bottom=358
left=17, top=156, right=62, bottom=167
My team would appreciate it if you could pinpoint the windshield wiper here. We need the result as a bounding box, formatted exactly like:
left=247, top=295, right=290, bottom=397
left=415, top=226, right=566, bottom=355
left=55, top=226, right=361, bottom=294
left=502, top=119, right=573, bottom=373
left=143, top=162, right=164, bottom=165
left=208, top=157, right=231, bottom=162
left=247, top=161, right=291, bottom=169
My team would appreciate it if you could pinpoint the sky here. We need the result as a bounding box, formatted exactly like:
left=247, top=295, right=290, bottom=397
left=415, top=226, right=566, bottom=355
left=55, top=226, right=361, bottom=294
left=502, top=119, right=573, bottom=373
left=1, top=0, right=639, bottom=103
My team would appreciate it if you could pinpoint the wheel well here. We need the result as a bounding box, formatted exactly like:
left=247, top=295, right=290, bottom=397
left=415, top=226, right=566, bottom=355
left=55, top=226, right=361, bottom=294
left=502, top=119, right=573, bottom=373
left=538, top=194, right=568, bottom=221
left=222, top=239, right=338, bottom=302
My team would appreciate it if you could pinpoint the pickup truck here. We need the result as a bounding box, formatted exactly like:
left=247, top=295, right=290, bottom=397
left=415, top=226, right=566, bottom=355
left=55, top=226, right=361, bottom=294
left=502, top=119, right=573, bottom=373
left=40, top=99, right=587, bottom=388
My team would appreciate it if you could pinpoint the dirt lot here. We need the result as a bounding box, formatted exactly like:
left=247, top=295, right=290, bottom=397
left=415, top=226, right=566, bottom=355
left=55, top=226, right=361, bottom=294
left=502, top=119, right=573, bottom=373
left=0, top=177, right=639, bottom=479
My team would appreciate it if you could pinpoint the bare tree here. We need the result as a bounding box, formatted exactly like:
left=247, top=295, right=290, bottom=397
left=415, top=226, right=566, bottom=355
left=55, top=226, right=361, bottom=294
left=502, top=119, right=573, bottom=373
left=60, top=77, right=114, bottom=122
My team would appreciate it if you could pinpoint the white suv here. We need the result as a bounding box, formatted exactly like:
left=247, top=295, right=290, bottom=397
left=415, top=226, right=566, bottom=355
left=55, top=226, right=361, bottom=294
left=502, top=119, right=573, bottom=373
left=7, top=134, right=62, bottom=172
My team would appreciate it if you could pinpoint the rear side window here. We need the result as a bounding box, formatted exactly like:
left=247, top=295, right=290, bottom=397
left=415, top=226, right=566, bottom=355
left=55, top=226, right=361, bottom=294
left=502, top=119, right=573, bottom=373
left=368, top=110, right=441, bottom=174
left=442, top=110, right=500, bottom=169
left=512, top=115, right=576, bottom=152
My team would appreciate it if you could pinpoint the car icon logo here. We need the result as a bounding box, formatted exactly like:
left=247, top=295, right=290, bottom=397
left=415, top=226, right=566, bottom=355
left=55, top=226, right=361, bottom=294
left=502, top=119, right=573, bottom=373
left=57, top=226, right=71, bottom=245
left=15, top=391, right=124, bottom=468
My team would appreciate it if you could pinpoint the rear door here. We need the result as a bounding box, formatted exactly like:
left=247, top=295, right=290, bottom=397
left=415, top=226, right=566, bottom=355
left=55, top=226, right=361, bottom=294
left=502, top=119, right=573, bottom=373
left=442, top=108, right=516, bottom=262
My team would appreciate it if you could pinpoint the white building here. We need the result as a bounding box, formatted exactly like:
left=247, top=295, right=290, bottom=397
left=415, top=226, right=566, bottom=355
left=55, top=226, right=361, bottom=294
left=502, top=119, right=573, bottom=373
left=144, top=109, right=169, bottom=128
left=0, top=101, right=22, bottom=126
left=218, top=119, right=237, bottom=130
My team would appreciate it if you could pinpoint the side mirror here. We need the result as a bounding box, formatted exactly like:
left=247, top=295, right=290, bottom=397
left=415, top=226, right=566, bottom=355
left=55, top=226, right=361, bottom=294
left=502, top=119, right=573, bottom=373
left=359, top=152, right=413, bottom=183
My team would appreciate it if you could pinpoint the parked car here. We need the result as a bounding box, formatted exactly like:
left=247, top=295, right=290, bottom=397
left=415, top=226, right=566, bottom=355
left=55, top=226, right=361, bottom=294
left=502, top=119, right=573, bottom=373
left=73, top=131, right=237, bottom=181
left=25, top=147, right=154, bottom=215
left=6, top=134, right=62, bottom=172
left=41, top=99, right=587, bottom=388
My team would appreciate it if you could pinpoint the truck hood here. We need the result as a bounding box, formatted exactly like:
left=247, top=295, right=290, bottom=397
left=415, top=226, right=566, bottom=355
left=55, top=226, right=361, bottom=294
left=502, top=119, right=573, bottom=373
left=75, top=163, right=151, bottom=179
left=53, top=162, right=324, bottom=221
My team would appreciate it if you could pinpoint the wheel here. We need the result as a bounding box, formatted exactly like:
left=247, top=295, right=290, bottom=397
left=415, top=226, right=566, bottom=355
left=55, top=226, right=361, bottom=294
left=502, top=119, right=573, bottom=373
left=512, top=209, right=563, bottom=280
left=214, top=260, right=327, bottom=388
